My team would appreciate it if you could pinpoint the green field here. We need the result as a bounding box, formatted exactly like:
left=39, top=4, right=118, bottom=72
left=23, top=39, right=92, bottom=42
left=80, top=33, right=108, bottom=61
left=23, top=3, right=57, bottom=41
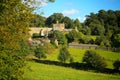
left=46, top=48, right=120, bottom=69
left=23, top=61, right=120, bottom=80
left=23, top=48, right=120, bottom=80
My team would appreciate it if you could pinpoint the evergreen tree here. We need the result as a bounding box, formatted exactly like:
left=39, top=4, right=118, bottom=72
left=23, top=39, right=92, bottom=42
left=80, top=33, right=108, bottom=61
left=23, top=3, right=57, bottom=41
left=82, top=50, right=107, bottom=69
left=58, top=47, right=70, bottom=63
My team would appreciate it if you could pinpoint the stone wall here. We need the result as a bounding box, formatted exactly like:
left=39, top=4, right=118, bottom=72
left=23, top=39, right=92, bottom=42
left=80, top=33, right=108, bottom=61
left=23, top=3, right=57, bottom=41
left=69, top=43, right=120, bottom=52
left=69, top=43, right=98, bottom=49
left=53, top=22, right=65, bottom=31
left=29, top=27, right=52, bottom=36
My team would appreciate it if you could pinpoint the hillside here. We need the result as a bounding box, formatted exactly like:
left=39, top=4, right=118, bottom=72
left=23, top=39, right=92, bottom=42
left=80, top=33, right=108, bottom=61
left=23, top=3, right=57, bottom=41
left=23, top=61, right=120, bottom=80
left=46, top=48, right=120, bottom=69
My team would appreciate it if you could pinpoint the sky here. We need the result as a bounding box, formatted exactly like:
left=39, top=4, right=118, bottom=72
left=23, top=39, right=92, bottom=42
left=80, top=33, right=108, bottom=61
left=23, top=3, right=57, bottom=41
left=34, top=0, right=120, bottom=22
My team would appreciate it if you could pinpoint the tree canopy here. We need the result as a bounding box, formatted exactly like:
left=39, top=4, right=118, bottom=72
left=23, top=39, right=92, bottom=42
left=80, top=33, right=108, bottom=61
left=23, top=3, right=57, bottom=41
left=30, top=14, right=46, bottom=27
left=85, top=10, right=120, bottom=36
left=58, top=47, right=71, bottom=63
left=0, top=0, right=55, bottom=79
left=52, top=30, right=67, bottom=45
left=45, top=13, right=64, bottom=27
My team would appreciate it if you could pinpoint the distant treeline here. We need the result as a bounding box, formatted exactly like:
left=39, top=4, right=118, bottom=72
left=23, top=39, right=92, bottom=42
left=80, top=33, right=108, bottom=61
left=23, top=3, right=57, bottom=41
left=30, top=10, right=120, bottom=48
left=85, top=9, right=120, bottom=36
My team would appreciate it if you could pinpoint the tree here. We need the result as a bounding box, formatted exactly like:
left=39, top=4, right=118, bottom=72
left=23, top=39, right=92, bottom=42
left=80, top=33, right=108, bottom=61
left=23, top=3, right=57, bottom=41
left=61, top=16, right=74, bottom=29
left=95, top=36, right=110, bottom=47
left=45, top=13, right=64, bottom=27
left=0, top=0, right=31, bottom=79
left=111, top=34, right=120, bottom=48
left=30, top=14, right=46, bottom=27
left=66, top=30, right=84, bottom=43
left=0, top=50, right=25, bottom=80
left=34, top=43, right=55, bottom=59
left=82, top=50, right=107, bottom=69
left=44, top=42, right=55, bottom=54
left=79, top=36, right=94, bottom=44
left=115, top=10, right=120, bottom=28
left=58, top=47, right=70, bottom=63
left=80, top=26, right=91, bottom=35
left=34, top=45, right=47, bottom=59
left=0, top=0, right=54, bottom=79
left=85, top=9, right=120, bottom=37
left=98, top=9, right=107, bottom=24
left=53, top=30, right=67, bottom=45
left=89, top=20, right=105, bottom=36
left=74, top=19, right=82, bottom=30
left=113, top=60, right=120, bottom=70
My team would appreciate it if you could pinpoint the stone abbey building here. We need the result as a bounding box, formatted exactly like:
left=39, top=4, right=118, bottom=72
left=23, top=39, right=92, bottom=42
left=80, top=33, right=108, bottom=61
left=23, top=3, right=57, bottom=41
left=29, top=21, right=65, bottom=37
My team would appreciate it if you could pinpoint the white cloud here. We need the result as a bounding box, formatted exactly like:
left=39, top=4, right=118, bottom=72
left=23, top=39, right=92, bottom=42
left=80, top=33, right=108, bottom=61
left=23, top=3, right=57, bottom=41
left=62, top=9, right=79, bottom=16
left=22, top=0, right=48, bottom=8
left=31, top=0, right=48, bottom=8
left=77, top=17, right=86, bottom=22
left=36, top=0, right=48, bottom=7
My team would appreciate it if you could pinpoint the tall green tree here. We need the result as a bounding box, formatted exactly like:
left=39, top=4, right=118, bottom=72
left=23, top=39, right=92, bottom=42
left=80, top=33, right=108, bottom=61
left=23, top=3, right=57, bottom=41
left=45, top=13, right=64, bottom=27
left=61, top=16, right=74, bottom=29
left=82, top=50, right=107, bottom=69
left=66, top=30, right=84, bottom=43
left=74, top=19, right=82, bottom=30
left=85, top=10, right=120, bottom=37
left=53, top=30, right=67, bottom=45
left=0, top=0, right=31, bottom=79
left=0, top=0, right=54, bottom=79
left=34, top=45, right=47, bottom=59
left=58, top=47, right=70, bottom=63
left=30, top=14, right=46, bottom=27
left=111, top=34, right=120, bottom=48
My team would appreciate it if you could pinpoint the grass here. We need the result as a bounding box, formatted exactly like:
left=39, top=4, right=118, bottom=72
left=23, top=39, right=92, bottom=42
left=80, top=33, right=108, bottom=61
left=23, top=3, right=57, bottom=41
left=95, top=50, right=120, bottom=68
left=23, top=61, right=120, bottom=80
left=23, top=48, right=120, bottom=80
left=45, top=48, right=120, bottom=69
left=95, top=50, right=120, bottom=61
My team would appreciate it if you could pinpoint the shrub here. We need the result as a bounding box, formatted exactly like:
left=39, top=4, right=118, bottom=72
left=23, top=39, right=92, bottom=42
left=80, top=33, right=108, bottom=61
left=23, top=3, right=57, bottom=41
left=95, top=36, right=111, bottom=47
left=0, top=50, right=25, bottom=80
left=44, top=43, right=55, bottom=54
left=82, top=50, right=107, bottom=69
left=34, top=45, right=47, bottom=59
left=58, top=47, right=70, bottom=63
left=79, top=36, right=94, bottom=44
left=113, top=60, right=120, bottom=70
left=53, top=30, right=67, bottom=45
left=66, top=30, right=84, bottom=43
left=69, top=56, right=74, bottom=63
left=111, top=34, right=120, bottom=48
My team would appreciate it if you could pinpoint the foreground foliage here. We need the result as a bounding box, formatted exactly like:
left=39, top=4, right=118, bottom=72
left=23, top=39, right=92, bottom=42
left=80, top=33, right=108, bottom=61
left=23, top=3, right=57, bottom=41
left=0, top=51, right=25, bottom=80
left=0, top=0, right=31, bottom=79
left=0, top=0, right=54, bottom=79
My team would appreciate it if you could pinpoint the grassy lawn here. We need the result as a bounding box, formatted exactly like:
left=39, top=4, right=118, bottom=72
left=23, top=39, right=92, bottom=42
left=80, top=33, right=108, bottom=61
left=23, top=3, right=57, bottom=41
left=45, top=48, right=120, bottom=69
left=23, top=48, right=120, bottom=80
left=23, top=61, right=120, bottom=80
